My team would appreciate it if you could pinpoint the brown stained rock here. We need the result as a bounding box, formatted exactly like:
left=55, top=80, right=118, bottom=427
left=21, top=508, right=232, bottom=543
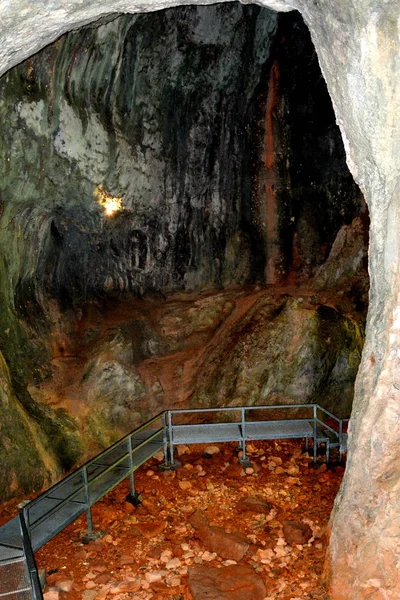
left=134, top=521, right=167, bottom=538
left=81, top=592, right=97, bottom=600
left=141, top=498, right=159, bottom=515
left=189, top=509, right=249, bottom=561
left=236, top=496, right=274, bottom=514
left=46, top=574, right=74, bottom=592
left=203, top=445, right=220, bottom=456
left=94, top=573, right=111, bottom=585
left=283, top=520, right=313, bottom=545
left=119, top=555, right=135, bottom=565
left=109, top=580, right=141, bottom=594
left=43, top=592, right=59, bottom=600
left=189, top=509, right=209, bottom=530
left=149, top=581, right=172, bottom=594
left=188, top=564, right=266, bottom=600
left=224, top=463, right=243, bottom=478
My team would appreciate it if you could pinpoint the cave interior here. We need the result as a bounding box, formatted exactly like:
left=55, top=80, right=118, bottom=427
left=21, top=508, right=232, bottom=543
left=0, top=3, right=368, bottom=502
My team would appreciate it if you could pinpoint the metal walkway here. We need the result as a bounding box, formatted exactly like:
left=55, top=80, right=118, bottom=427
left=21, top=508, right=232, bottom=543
left=163, top=404, right=348, bottom=467
left=0, top=413, right=165, bottom=600
left=0, top=404, right=348, bottom=600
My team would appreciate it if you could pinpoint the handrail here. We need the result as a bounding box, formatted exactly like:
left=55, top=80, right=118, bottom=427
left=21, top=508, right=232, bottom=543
left=0, top=403, right=350, bottom=600
left=19, top=512, right=43, bottom=600
left=26, top=411, right=165, bottom=515
left=168, top=403, right=315, bottom=415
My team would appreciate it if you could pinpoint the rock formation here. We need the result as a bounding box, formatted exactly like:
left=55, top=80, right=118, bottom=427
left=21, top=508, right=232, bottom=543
left=0, top=5, right=364, bottom=499
left=0, top=0, right=399, bottom=598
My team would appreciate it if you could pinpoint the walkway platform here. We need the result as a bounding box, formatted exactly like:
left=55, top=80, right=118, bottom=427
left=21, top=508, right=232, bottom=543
left=0, top=403, right=349, bottom=600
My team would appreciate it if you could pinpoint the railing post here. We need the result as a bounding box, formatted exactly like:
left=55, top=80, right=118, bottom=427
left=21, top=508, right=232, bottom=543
left=168, top=411, right=174, bottom=466
left=23, top=505, right=30, bottom=537
left=159, top=411, right=181, bottom=471
left=128, top=436, right=135, bottom=497
left=313, top=404, right=317, bottom=462
left=239, top=407, right=250, bottom=467
left=162, top=412, right=169, bottom=465
left=82, top=467, right=93, bottom=538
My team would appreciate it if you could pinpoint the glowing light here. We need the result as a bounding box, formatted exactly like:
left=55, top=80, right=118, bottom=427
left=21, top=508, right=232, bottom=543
left=94, top=184, right=123, bottom=217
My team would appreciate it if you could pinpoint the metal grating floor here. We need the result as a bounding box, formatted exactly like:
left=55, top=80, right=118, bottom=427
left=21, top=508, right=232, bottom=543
left=244, top=419, right=313, bottom=440
left=0, top=405, right=348, bottom=600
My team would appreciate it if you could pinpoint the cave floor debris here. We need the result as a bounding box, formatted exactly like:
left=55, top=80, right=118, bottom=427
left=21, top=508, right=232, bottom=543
left=10, top=439, right=345, bottom=600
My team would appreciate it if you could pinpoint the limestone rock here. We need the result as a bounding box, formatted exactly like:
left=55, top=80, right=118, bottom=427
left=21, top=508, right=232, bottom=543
left=283, top=520, right=313, bottom=545
left=192, top=297, right=363, bottom=416
left=189, top=510, right=249, bottom=561
left=236, top=496, right=274, bottom=514
left=188, top=564, right=267, bottom=600
left=312, top=216, right=368, bottom=296
left=133, top=521, right=167, bottom=539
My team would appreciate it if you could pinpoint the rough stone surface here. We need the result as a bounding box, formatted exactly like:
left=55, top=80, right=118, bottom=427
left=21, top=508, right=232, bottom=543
left=283, top=520, right=313, bottom=546
left=236, top=496, right=274, bottom=514
left=188, top=563, right=267, bottom=600
left=1, top=0, right=400, bottom=597
left=312, top=216, right=369, bottom=296
left=192, top=296, right=363, bottom=416
left=189, top=509, right=249, bottom=561
left=0, top=4, right=363, bottom=500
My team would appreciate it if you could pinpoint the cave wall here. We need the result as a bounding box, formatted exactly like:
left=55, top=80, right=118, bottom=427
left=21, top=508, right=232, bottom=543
left=0, top=4, right=364, bottom=501
left=2, top=0, right=399, bottom=597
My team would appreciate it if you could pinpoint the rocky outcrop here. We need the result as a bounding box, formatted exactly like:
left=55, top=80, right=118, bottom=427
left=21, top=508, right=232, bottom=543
left=0, top=0, right=399, bottom=597
left=0, top=5, right=364, bottom=501
left=191, top=296, right=363, bottom=417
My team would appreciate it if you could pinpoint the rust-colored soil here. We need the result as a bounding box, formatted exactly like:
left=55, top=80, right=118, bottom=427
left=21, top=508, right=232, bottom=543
left=11, top=440, right=345, bottom=600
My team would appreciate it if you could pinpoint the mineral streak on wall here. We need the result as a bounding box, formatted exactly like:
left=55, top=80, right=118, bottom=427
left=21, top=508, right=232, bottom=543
left=0, top=5, right=363, bottom=499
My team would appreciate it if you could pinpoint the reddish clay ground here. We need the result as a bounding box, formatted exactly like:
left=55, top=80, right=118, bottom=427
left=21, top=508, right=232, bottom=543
left=1, top=440, right=345, bottom=600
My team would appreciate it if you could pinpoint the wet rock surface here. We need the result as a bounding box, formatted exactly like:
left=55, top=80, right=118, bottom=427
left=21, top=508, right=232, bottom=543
left=0, top=285, right=364, bottom=502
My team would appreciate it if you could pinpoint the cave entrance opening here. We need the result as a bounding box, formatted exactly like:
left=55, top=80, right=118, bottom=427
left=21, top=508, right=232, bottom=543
left=0, top=3, right=368, bottom=504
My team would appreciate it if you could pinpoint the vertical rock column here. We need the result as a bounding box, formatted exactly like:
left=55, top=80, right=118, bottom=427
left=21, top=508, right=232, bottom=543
left=292, top=2, right=400, bottom=598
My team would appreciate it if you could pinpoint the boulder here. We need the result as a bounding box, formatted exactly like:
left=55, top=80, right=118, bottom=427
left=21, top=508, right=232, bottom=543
left=236, top=496, right=274, bottom=514
left=188, top=564, right=266, bottom=600
left=283, top=520, right=313, bottom=545
left=189, top=510, right=249, bottom=561
left=192, top=296, right=363, bottom=416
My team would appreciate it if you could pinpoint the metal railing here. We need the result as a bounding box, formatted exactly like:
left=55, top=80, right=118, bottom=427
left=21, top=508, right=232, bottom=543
left=163, top=403, right=348, bottom=468
left=0, top=412, right=166, bottom=600
left=0, top=403, right=349, bottom=600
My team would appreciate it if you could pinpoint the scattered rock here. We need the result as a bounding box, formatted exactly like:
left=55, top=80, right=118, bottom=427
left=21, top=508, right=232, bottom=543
left=189, top=510, right=249, bottom=561
left=236, top=496, right=273, bottom=514
left=144, top=570, right=168, bottom=583
left=94, top=574, right=111, bottom=585
left=178, top=480, right=192, bottom=490
left=283, top=521, right=313, bottom=545
left=82, top=592, right=97, bottom=600
left=203, top=446, right=220, bottom=457
left=120, top=555, right=135, bottom=565
left=109, top=580, right=141, bottom=594
left=46, top=575, right=74, bottom=592
left=134, top=521, right=167, bottom=538
left=287, top=465, right=300, bottom=475
left=188, top=564, right=267, bottom=600
left=43, top=592, right=59, bottom=600
left=85, top=581, right=97, bottom=589
left=165, top=557, right=181, bottom=570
